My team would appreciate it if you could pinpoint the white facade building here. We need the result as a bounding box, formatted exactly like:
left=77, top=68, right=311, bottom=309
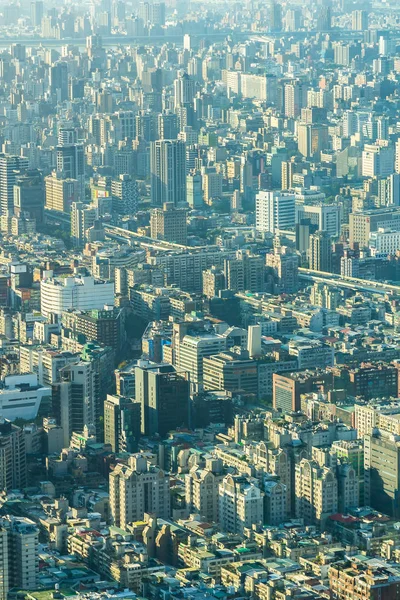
left=40, top=273, right=114, bottom=318
left=0, top=373, right=51, bottom=422
left=256, top=191, right=296, bottom=234
left=369, top=228, right=400, bottom=255
left=219, top=474, right=264, bottom=534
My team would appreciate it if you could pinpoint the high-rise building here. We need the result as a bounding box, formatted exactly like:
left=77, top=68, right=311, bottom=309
left=256, top=191, right=296, bottom=234
left=296, top=203, right=340, bottom=238
left=203, top=352, right=258, bottom=396
left=364, top=429, right=400, bottom=518
left=297, top=122, right=329, bottom=160
left=202, top=267, right=225, bottom=298
left=308, top=230, right=332, bottom=272
left=45, top=172, right=78, bottom=213
left=111, top=174, right=138, bottom=215
left=266, top=247, right=299, bottom=294
left=362, top=143, right=395, bottom=178
left=186, top=171, right=203, bottom=208
left=349, top=207, right=400, bottom=247
left=110, top=454, right=170, bottom=528
left=0, top=525, right=8, bottom=600
left=56, top=144, right=85, bottom=199
left=30, top=0, right=43, bottom=27
left=295, top=459, right=338, bottom=526
left=54, top=360, right=100, bottom=446
left=150, top=140, right=186, bottom=207
left=135, top=362, right=190, bottom=437
left=269, top=0, right=282, bottom=32
left=70, top=201, right=96, bottom=247
left=13, top=169, right=44, bottom=224
left=0, top=517, right=39, bottom=591
left=0, top=154, right=28, bottom=215
left=219, top=474, right=264, bottom=534
left=49, top=62, right=69, bottom=102
left=0, top=420, right=26, bottom=492
left=157, top=111, right=178, bottom=140
left=40, top=273, right=114, bottom=319
left=202, top=168, right=223, bottom=204
left=351, top=9, right=368, bottom=31
left=61, top=307, right=124, bottom=352
left=104, top=394, right=141, bottom=453
left=150, top=202, right=187, bottom=245
left=174, top=71, right=196, bottom=108
left=185, top=458, right=224, bottom=523
left=172, top=321, right=227, bottom=393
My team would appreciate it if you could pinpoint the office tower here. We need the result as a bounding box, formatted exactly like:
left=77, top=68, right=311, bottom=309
left=58, top=127, right=77, bottom=145
left=138, top=1, right=165, bottom=26
left=349, top=207, right=400, bottom=246
left=0, top=154, right=28, bottom=215
left=273, top=372, right=303, bottom=413
left=202, top=168, right=223, bottom=204
left=135, top=362, right=190, bottom=437
left=362, top=143, right=395, bottom=178
left=266, top=246, right=299, bottom=294
left=30, top=0, right=43, bottom=27
left=110, top=454, right=170, bottom=528
left=352, top=9, right=368, bottom=31
left=316, top=5, right=331, bottom=31
left=308, top=230, right=332, bottom=272
left=297, top=123, right=328, bottom=160
left=203, top=352, right=258, bottom=396
left=295, top=459, right=338, bottom=526
left=55, top=361, right=99, bottom=445
left=40, top=274, right=114, bottom=318
left=281, top=160, right=294, bottom=190
left=56, top=144, right=85, bottom=199
left=269, top=0, right=282, bottom=31
left=296, top=203, right=340, bottom=237
left=186, top=171, right=203, bottom=208
left=45, top=172, right=78, bottom=213
left=70, top=201, right=96, bottom=247
left=13, top=169, right=44, bottom=224
left=219, top=474, right=264, bottom=534
left=185, top=458, right=224, bottom=522
left=49, top=62, right=68, bottom=102
left=104, top=394, right=141, bottom=453
left=364, top=430, right=400, bottom=517
left=150, top=202, right=187, bottom=245
left=174, top=71, right=195, bottom=108
left=256, top=191, right=295, bottom=234
left=158, top=111, right=178, bottom=140
left=202, top=267, right=225, bottom=298
left=1, top=517, right=39, bottom=590
left=285, top=82, right=307, bottom=118
left=111, top=174, right=138, bottom=215
left=150, top=140, right=186, bottom=207
left=0, top=420, right=26, bottom=492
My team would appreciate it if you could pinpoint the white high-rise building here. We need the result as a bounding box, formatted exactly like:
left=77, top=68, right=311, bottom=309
left=109, top=454, right=170, bottom=529
left=219, top=474, right=264, bottom=534
left=40, top=273, right=114, bottom=318
left=362, top=143, right=395, bottom=178
left=256, top=191, right=296, bottom=234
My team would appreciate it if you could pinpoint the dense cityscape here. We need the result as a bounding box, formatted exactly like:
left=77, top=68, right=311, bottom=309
left=3, top=0, right=400, bottom=598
